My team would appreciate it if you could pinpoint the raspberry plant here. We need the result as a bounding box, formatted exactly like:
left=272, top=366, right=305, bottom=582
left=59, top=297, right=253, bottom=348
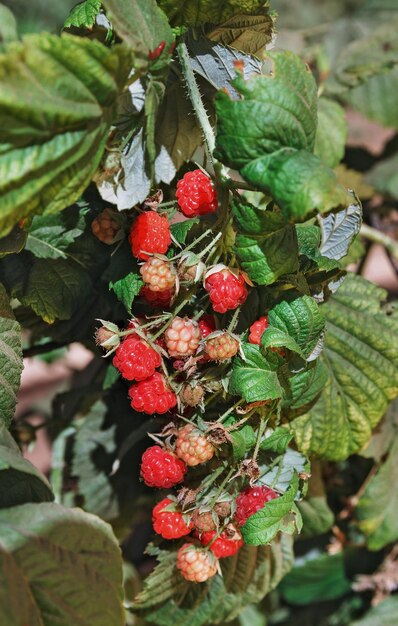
left=1, top=1, right=398, bottom=625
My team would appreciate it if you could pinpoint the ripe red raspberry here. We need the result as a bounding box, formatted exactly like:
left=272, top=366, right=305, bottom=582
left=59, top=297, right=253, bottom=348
left=249, top=316, right=269, bottom=345
left=152, top=497, right=193, bottom=539
left=198, top=315, right=216, bottom=338
left=129, top=211, right=171, bottom=260
left=91, top=208, right=121, bottom=244
left=141, top=286, right=173, bottom=308
left=113, top=335, right=161, bottom=381
left=165, top=317, right=201, bottom=358
left=205, top=333, right=239, bottom=361
left=140, top=445, right=186, bottom=488
left=129, top=372, right=177, bottom=414
left=176, top=543, right=218, bottom=583
left=205, top=268, right=248, bottom=314
left=198, top=528, right=243, bottom=558
left=176, top=170, right=218, bottom=217
left=235, top=486, right=278, bottom=526
left=140, top=257, right=176, bottom=292
left=175, top=424, right=215, bottom=467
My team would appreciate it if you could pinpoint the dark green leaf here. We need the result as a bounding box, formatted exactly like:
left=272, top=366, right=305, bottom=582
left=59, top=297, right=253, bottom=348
left=291, top=274, right=398, bottom=460
left=367, top=151, right=398, bottom=199
left=230, top=424, right=256, bottom=460
left=0, top=225, right=27, bottom=257
left=260, top=427, right=293, bottom=454
left=64, top=0, right=102, bottom=29
left=170, top=219, right=200, bottom=245
left=314, top=97, right=347, bottom=168
left=206, top=9, right=275, bottom=57
left=296, top=224, right=340, bottom=272
left=0, top=284, right=23, bottom=426
left=279, top=553, right=351, bottom=605
left=229, top=343, right=282, bottom=403
left=242, top=474, right=299, bottom=545
left=25, top=214, right=84, bottom=260
left=0, top=502, right=125, bottom=625
left=110, top=272, right=143, bottom=313
left=157, top=0, right=268, bottom=27
left=282, top=360, right=329, bottom=412
left=0, top=34, right=131, bottom=237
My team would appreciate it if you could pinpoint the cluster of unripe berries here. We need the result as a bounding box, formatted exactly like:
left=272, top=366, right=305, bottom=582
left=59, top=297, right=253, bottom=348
left=142, top=439, right=278, bottom=582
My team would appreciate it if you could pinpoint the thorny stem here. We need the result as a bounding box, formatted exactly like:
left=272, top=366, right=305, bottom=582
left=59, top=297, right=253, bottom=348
left=252, top=416, right=269, bottom=462
left=177, top=42, right=216, bottom=163
left=209, top=467, right=235, bottom=507
left=360, top=223, right=398, bottom=263
left=150, top=292, right=194, bottom=341
left=227, top=306, right=241, bottom=333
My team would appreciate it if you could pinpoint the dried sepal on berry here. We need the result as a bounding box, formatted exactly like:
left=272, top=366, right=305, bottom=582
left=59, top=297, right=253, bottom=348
left=178, top=252, right=206, bottom=284
left=95, top=319, right=120, bottom=355
left=179, top=382, right=205, bottom=407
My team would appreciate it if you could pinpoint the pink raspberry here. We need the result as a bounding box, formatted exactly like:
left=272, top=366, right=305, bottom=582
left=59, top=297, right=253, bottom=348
left=165, top=317, right=201, bottom=357
left=175, top=424, right=215, bottom=467
left=129, top=372, right=177, bottom=414
left=140, top=257, right=176, bottom=292
left=176, top=543, right=218, bottom=583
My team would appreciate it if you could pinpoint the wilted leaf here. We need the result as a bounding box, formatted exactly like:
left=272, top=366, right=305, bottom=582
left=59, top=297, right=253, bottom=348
left=206, top=9, right=275, bottom=57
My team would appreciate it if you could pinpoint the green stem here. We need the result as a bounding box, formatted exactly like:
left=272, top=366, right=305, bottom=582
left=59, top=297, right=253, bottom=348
left=177, top=42, right=216, bottom=161
left=209, top=467, right=235, bottom=507
left=227, top=306, right=241, bottom=333
left=150, top=293, right=194, bottom=341
left=252, top=417, right=268, bottom=462
left=360, top=223, right=398, bottom=263
left=216, top=399, right=244, bottom=423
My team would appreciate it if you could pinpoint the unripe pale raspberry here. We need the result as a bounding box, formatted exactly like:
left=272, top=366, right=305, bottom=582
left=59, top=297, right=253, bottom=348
left=180, top=383, right=205, bottom=407
left=249, top=316, right=269, bottom=345
left=129, top=372, right=177, bottom=414
left=175, top=424, right=215, bottom=467
left=140, top=446, right=187, bottom=488
left=95, top=325, right=120, bottom=351
left=198, top=528, right=243, bottom=558
left=129, top=211, right=171, bottom=260
left=140, top=257, right=176, bottom=292
left=205, top=269, right=248, bottom=314
left=113, top=335, right=161, bottom=381
left=198, top=315, right=216, bottom=338
left=176, top=170, right=218, bottom=217
left=235, top=486, right=278, bottom=526
left=152, top=497, right=193, bottom=539
left=165, top=317, right=201, bottom=358
left=91, top=208, right=121, bottom=244
left=205, top=333, right=239, bottom=361
left=176, top=543, right=218, bottom=583
left=141, top=286, right=173, bottom=308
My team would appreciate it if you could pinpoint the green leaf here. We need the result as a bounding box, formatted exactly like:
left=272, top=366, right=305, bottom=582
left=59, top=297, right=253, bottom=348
left=266, top=295, right=325, bottom=358
left=229, top=343, right=282, bottom=403
left=232, top=198, right=299, bottom=285
left=351, top=597, right=398, bottom=626
left=258, top=448, right=309, bottom=494
left=260, top=427, right=293, bottom=454
left=0, top=5, right=18, bottom=50
left=318, top=199, right=362, bottom=261
left=206, top=9, right=275, bottom=57
left=279, top=553, right=351, bottom=606
left=0, top=224, right=27, bottom=257
left=0, top=502, right=125, bottom=625
left=298, top=496, right=334, bottom=537
left=25, top=214, right=84, bottom=260
left=215, top=50, right=318, bottom=170
left=170, top=218, right=200, bottom=245
left=0, top=284, right=23, bottom=426
left=0, top=33, right=131, bottom=237
left=291, top=274, right=398, bottom=460
left=157, top=0, right=268, bottom=27
left=230, top=424, right=257, bottom=460
left=134, top=536, right=293, bottom=625
left=356, top=435, right=398, bottom=550
left=242, top=474, right=299, bottom=545
left=72, top=400, right=119, bottom=520
left=0, top=422, right=53, bottom=507
left=102, top=0, right=174, bottom=69
left=15, top=258, right=93, bottom=324
left=64, top=0, right=102, bottom=29
left=314, top=98, right=347, bottom=168
left=344, top=67, right=398, bottom=129
left=361, top=398, right=398, bottom=462
left=296, top=224, right=340, bottom=272
left=241, top=148, right=352, bottom=223
left=367, top=151, right=398, bottom=199
left=282, top=360, right=329, bottom=412
left=110, top=273, right=143, bottom=313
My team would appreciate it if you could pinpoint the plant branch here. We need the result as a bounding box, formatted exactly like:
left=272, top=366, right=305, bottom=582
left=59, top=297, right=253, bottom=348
left=360, top=223, right=398, bottom=263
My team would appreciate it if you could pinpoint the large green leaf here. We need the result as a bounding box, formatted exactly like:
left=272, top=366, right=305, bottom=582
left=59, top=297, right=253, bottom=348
left=242, top=474, right=300, bottom=545
left=0, top=33, right=131, bottom=237
left=356, top=435, right=398, bottom=550
left=0, top=5, right=18, bottom=50
left=0, top=284, right=23, bottom=426
left=102, top=0, right=174, bottom=68
left=215, top=51, right=318, bottom=169
left=291, top=274, right=398, bottom=460
left=232, top=198, right=299, bottom=285
left=157, top=0, right=268, bottom=27
left=344, top=68, right=398, bottom=129
left=110, top=272, right=143, bottom=314
left=25, top=212, right=85, bottom=260
left=0, top=423, right=53, bottom=507
left=281, top=360, right=329, bottom=414
left=229, top=343, right=282, bottom=403
left=298, top=496, right=334, bottom=537
left=64, top=0, right=102, bottom=29
left=72, top=400, right=119, bottom=520
left=134, top=535, right=293, bottom=625
left=241, top=148, right=352, bottom=223
left=351, top=597, right=398, bottom=626
left=314, top=98, right=347, bottom=169
left=0, top=502, right=125, bottom=626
